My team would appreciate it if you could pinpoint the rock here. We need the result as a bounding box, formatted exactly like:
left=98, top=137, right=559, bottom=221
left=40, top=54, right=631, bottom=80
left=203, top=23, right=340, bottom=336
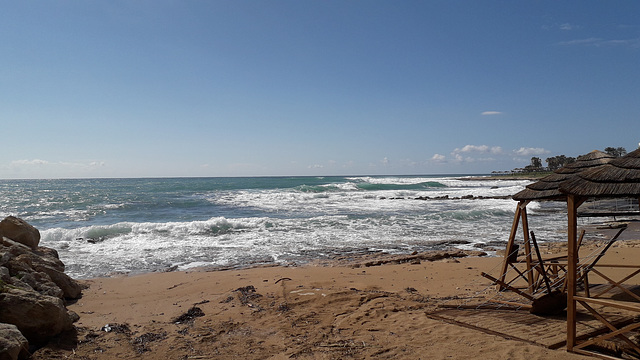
left=0, top=218, right=81, bottom=351
left=0, top=217, right=40, bottom=250
left=0, top=239, right=80, bottom=300
left=33, top=247, right=64, bottom=272
left=0, top=288, right=75, bottom=345
left=14, top=271, right=63, bottom=299
left=0, top=323, right=29, bottom=360
left=0, top=267, right=9, bottom=282
left=32, top=264, right=81, bottom=299
left=0, top=238, right=30, bottom=257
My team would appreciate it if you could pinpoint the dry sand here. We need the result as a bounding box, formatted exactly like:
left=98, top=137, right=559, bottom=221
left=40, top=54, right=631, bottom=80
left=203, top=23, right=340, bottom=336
left=31, top=246, right=623, bottom=360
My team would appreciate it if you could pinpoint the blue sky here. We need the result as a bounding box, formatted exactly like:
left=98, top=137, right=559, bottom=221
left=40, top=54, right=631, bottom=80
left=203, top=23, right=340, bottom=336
left=1, top=1, right=639, bottom=179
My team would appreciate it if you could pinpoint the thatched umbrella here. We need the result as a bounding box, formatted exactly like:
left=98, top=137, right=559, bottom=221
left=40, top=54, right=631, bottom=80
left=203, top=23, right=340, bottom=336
left=497, top=150, right=616, bottom=305
left=559, top=148, right=640, bottom=197
left=512, top=150, right=615, bottom=201
left=557, top=147, right=640, bottom=352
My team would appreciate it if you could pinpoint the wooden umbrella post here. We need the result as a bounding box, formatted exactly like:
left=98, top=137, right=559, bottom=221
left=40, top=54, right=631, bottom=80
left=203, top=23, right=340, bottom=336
left=566, top=195, right=585, bottom=351
left=566, top=195, right=578, bottom=351
left=520, top=205, right=534, bottom=290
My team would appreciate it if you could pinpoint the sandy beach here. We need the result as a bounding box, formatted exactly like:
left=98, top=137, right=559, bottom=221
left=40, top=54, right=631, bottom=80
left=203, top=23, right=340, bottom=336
left=31, top=239, right=640, bottom=360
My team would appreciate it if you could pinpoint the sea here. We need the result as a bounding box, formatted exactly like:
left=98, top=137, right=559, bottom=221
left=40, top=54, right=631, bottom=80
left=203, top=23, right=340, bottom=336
left=0, top=175, right=571, bottom=279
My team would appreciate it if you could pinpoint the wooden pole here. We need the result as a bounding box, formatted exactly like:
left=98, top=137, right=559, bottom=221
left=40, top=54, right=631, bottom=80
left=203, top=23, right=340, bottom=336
left=521, top=204, right=535, bottom=291
left=567, top=194, right=578, bottom=351
left=498, top=202, right=523, bottom=290
left=566, top=195, right=585, bottom=351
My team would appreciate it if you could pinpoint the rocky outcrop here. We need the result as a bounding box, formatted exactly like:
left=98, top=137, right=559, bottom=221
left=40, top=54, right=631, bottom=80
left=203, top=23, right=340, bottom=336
left=0, top=288, right=76, bottom=345
left=0, top=324, right=29, bottom=360
left=0, top=216, right=40, bottom=250
left=0, top=217, right=81, bottom=357
left=0, top=237, right=81, bottom=299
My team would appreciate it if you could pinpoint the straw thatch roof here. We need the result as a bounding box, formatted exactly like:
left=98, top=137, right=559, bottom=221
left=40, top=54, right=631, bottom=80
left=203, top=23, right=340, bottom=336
left=559, top=148, right=640, bottom=198
left=512, top=150, right=615, bottom=201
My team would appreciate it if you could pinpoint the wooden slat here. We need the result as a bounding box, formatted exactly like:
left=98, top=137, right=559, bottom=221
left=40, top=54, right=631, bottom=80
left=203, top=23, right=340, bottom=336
left=577, top=211, right=640, bottom=217
left=589, top=264, right=640, bottom=269
left=427, top=308, right=633, bottom=350
left=481, top=272, right=535, bottom=301
left=588, top=268, right=640, bottom=301
left=575, top=296, right=640, bottom=313
left=575, top=302, right=640, bottom=353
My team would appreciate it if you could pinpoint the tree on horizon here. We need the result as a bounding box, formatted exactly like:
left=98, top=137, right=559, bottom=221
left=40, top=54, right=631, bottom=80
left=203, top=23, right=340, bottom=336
left=545, top=155, right=576, bottom=171
left=524, top=157, right=543, bottom=172
left=604, top=147, right=627, bottom=158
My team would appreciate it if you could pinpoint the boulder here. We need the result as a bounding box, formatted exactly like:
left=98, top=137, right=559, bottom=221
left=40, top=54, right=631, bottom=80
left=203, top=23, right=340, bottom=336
left=0, top=218, right=82, bottom=349
left=33, top=247, right=64, bottom=272
left=0, top=239, right=81, bottom=300
left=32, top=264, right=81, bottom=299
left=0, top=323, right=29, bottom=360
left=12, top=270, right=63, bottom=299
left=0, top=217, right=40, bottom=250
left=0, top=288, right=74, bottom=345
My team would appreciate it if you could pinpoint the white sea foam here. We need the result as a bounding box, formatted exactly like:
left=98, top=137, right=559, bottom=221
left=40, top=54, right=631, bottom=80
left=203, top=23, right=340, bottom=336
left=5, top=176, right=568, bottom=279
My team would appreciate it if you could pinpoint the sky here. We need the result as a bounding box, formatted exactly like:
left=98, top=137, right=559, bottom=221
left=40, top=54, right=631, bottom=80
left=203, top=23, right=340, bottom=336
left=1, top=1, right=639, bottom=179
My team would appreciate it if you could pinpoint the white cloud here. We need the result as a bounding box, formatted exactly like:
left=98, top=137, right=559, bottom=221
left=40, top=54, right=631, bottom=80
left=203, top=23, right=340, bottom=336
left=481, top=111, right=502, bottom=116
left=557, top=37, right=640, bottom=48
left=12, top=159, right=50, bottom=166
left=431, top=154, right=446, bottom=162
left=455, top=145, right=488, bottom=153
left=453, top=145, right=503, bottom=154
left=513, top=147, right=550, bottom=156
left=542, top=23, right=581, bottom=31
left=381, top=157, right=389, bottom=166
left=475, top=157, right=497, bottom=162
left=557, top=37, right=601, bottom=46
left=308, top=164, right=324, bottom=169
left=560, top=23, right=575, bottom=30
left=11, top=158, right=107, bottom=170
left=6, top=158, right=109, bottom=178
left=441, top=144, right=506, bottom=164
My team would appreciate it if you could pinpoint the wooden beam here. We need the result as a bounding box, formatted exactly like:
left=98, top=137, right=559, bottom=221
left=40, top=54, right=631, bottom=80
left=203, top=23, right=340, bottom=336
left=480, top=272, right=536, bottom=301
left=589, top=268, right=640, bottom=301
left=576, top=301, right=640, bottom=353
left=575, top=296, right=640, bottom=313
left=498, top=203, right=523, bottom=290
left=588, top=264, right=640, bottom=269
left=567, top=195, right=580, bottom=351
left=577, top=211, right=640, bottom=217
left=521, top=205, right=535, bottom=291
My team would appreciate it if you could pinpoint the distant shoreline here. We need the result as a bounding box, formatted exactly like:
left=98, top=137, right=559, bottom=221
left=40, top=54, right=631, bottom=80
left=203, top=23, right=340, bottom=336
left=461, top=172, right=551, bottom=181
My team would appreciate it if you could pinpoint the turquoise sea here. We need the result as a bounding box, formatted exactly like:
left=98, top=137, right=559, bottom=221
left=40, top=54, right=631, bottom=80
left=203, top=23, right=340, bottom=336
left=0, top=175, right=567, bottom=279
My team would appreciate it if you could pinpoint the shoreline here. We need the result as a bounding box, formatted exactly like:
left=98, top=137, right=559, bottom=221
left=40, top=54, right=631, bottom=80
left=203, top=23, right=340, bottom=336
left=460, top=174, right=548, bottom=181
